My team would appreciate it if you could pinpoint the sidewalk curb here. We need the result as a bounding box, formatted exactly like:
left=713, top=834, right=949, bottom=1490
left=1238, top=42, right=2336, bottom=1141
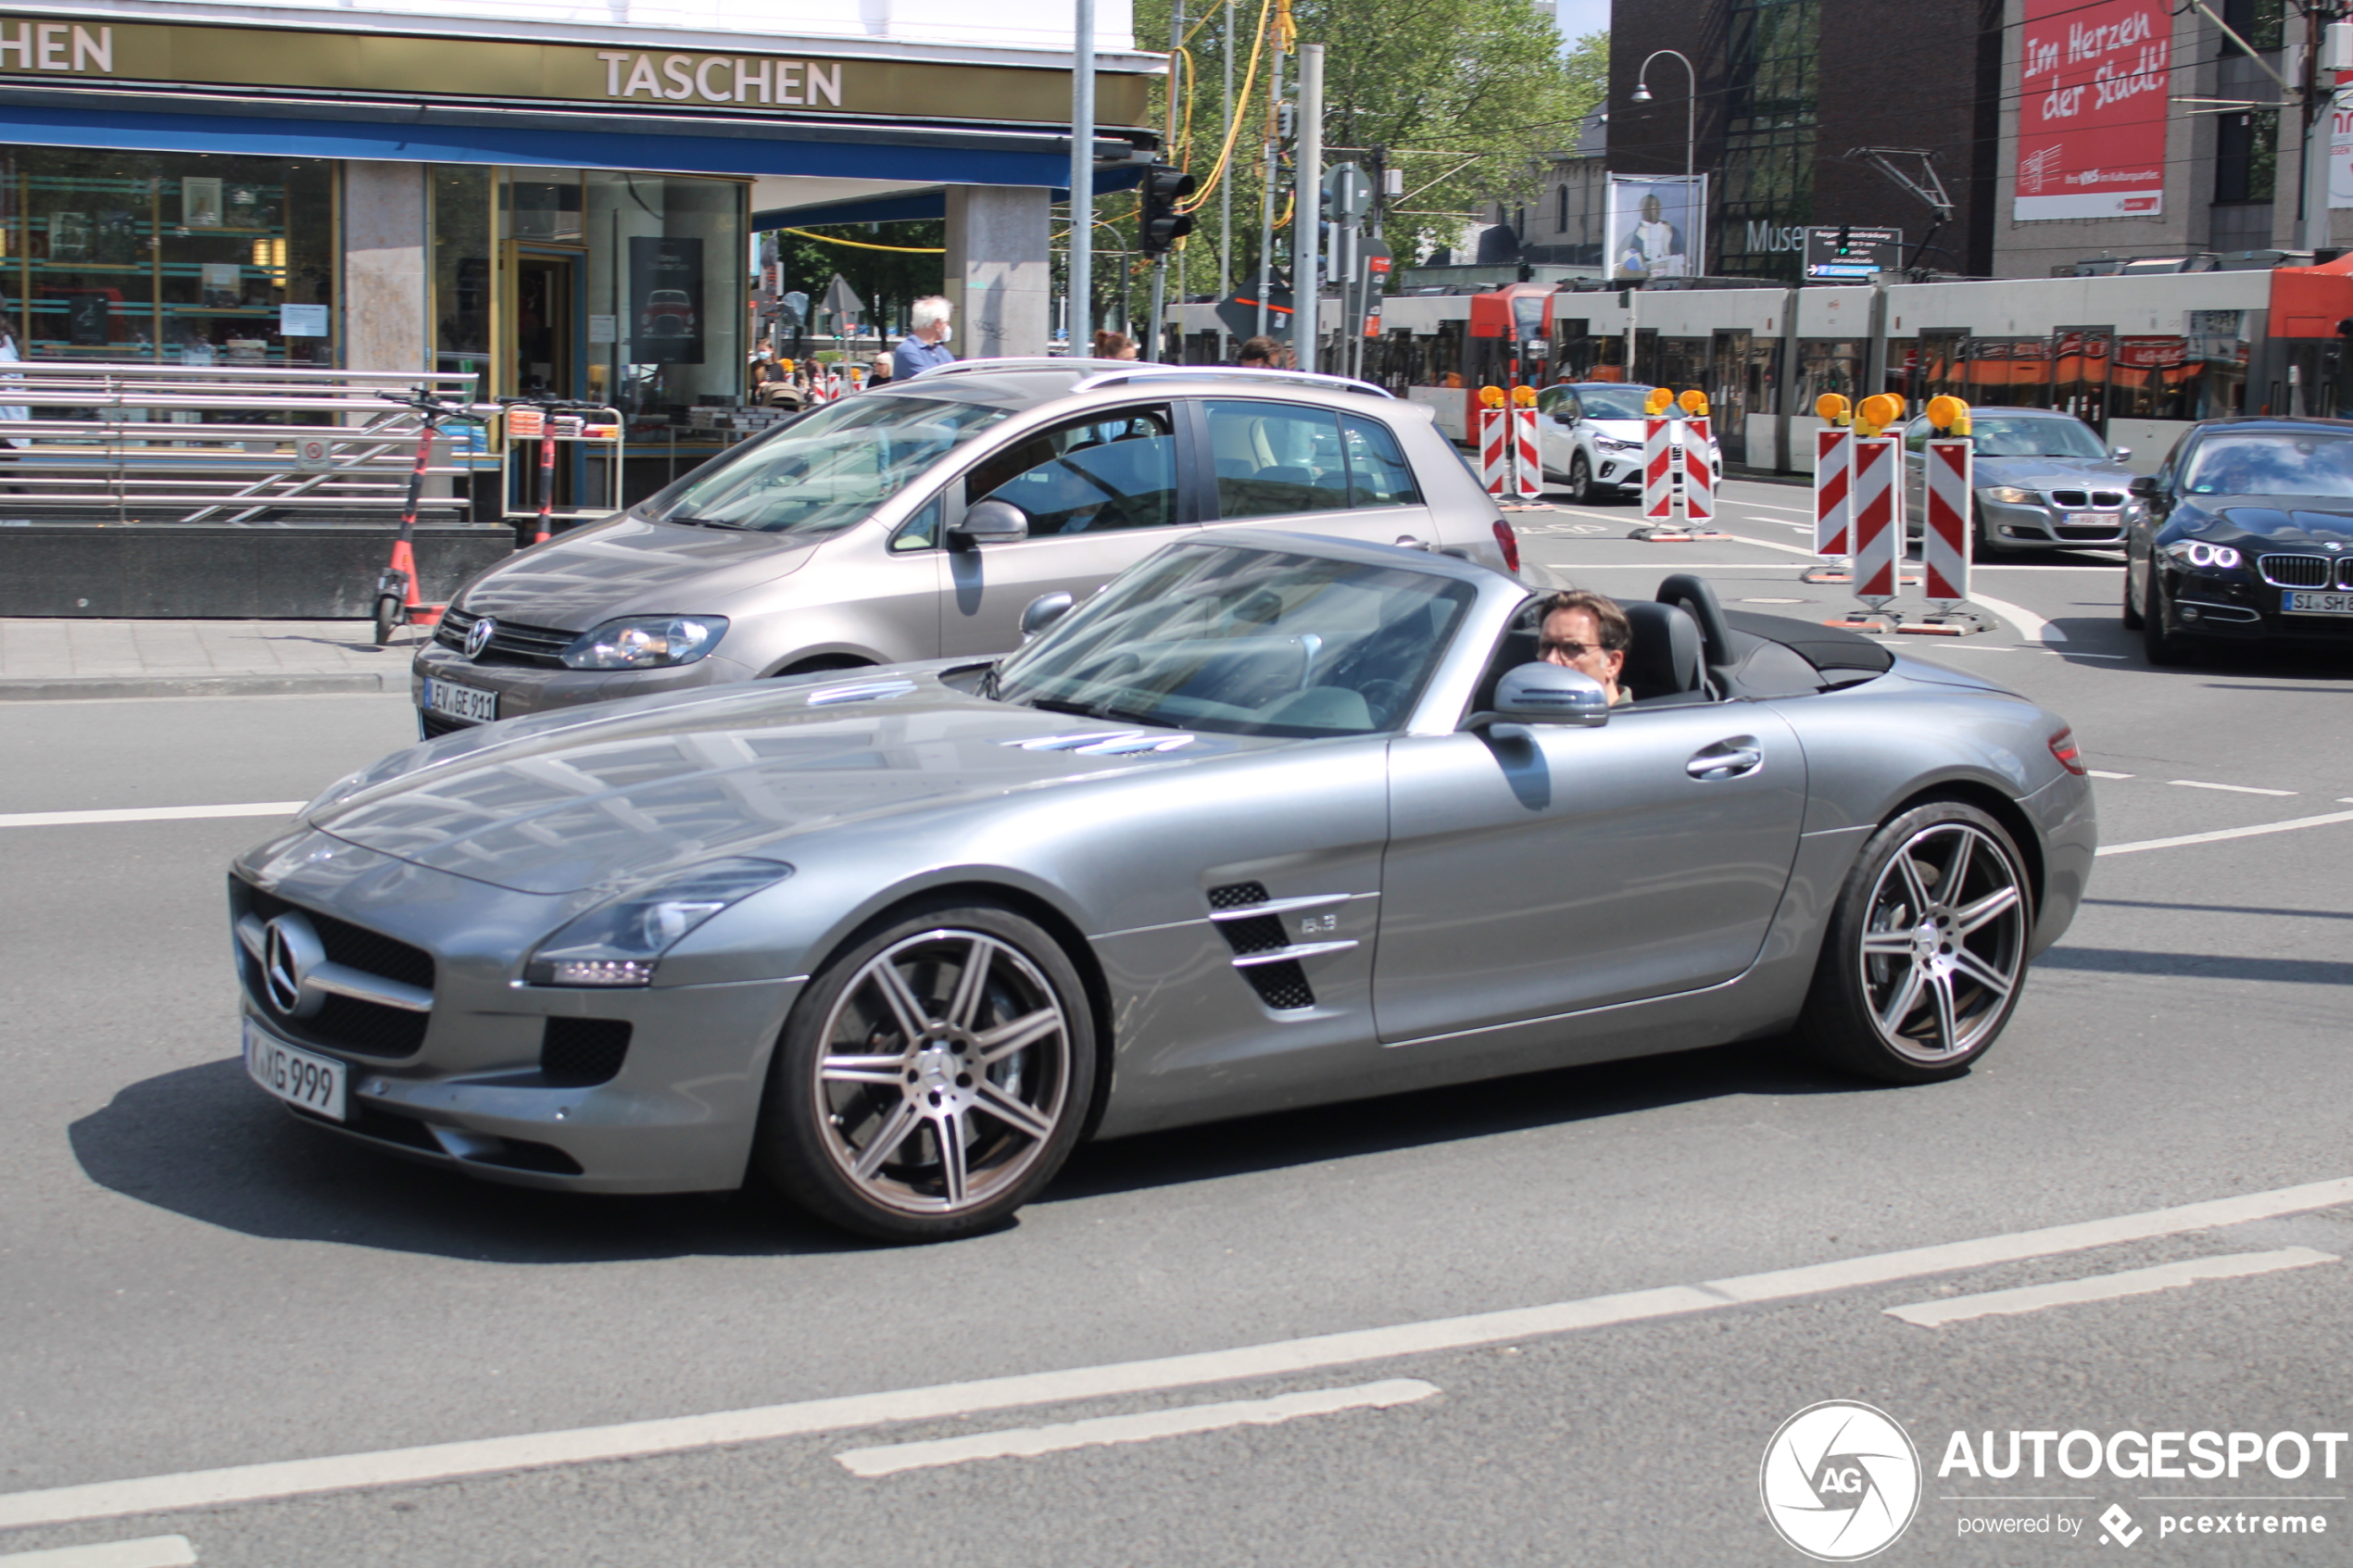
left=0, top=672, right=403, bottom=701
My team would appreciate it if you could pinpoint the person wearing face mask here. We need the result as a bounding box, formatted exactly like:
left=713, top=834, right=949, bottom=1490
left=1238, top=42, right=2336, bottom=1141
left=892, top=295, right=955, bottom=382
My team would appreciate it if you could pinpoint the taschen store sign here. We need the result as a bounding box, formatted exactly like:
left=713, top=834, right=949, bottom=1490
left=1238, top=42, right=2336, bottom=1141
left=2013, top=0, right=2172, bottom=221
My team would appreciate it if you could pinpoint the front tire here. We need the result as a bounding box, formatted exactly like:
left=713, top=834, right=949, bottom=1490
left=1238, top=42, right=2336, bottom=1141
left=2141, top=569, right=2196, bottom=666
left=1567, top=453, right=1594, bottom=505
left=2120, top=558, right=2144, bottom=629
left=1796, top=801, right=2032, bottom=1085
left=371, top=594, right=403, bottom=646
left=758, top=903, right=1095, bottom=1242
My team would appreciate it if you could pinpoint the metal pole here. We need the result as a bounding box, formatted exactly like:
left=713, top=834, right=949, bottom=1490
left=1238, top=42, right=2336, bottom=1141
left=1071, top=0, right=1096, bottom=355
left=1291, top=43, right=1323, bottom=370
left=1148, top=258, right=1168, bottom=362
left=1256, top=41, right=1283, bottom=341
left=1219, top=0, right=1235, bottom=358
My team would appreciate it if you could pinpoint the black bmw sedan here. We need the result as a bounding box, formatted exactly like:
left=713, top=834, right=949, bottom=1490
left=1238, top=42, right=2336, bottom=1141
left=2126, top=417, right=2353, bottom=664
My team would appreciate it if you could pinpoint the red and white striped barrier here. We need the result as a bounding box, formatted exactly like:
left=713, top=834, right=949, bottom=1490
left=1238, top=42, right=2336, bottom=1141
left=1478, top=408, right=1511, bottom=496
left=1921, top=435, right=1971, bottom=602
left=1642, top=417, right=1674, bottom=521
left=1813, top=426, right=1852, bottom=557
left=1849, top=436, right=1900, bottom=603
left=1514, top=404, right=1542, bottom=501
left=1681, top=416, right=1714, bottom=524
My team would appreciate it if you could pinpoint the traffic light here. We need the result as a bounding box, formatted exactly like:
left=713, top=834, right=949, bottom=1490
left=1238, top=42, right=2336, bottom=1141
left=1833, top=225, right=1855, bottom=258
left=1139, top=164, right=1197, bottom=257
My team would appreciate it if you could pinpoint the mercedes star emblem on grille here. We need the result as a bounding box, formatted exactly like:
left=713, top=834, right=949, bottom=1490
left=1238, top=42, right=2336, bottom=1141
left=260, top=913, right=327, bottom=1018
left=465, top=616, right=497, bottom=659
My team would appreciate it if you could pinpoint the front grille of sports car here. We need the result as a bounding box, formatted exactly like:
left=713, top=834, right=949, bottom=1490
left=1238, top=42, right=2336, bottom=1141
left=1206, top=881, right=1271, bottom=910
left=434, top=609, right=578, bottom=668
left=419, top=709, right=477, bottom=737
left=2259, top=553, right=2333, bottom=588
left=541, top=1018, right=632, bottom=1086
left=237, top=882, right=434, bottom=1059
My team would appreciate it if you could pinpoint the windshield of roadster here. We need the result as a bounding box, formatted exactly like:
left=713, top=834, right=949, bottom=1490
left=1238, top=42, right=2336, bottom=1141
left=995, top=545, right=1475, bottom=737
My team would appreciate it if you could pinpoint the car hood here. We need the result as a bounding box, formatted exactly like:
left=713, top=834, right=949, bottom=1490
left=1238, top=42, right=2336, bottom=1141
left=1586, top=418, right=1718, bottom=447
left=2183, top=500, right=2353, bottom=546
left=453, top=513, right=828, bottom=629
left=1973, top=455, right=2133, bottom=490
left=307, top=671, right=1267, bottom=896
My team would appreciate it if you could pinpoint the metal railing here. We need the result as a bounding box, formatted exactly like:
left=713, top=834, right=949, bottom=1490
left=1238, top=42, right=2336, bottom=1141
left=0, top=362, right=490, bottom=524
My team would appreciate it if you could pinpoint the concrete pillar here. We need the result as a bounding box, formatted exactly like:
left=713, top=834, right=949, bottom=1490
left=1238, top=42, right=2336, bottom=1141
left=944, top=185, right=1051, bottom=358
left=342, top=161, right=430, bottom=372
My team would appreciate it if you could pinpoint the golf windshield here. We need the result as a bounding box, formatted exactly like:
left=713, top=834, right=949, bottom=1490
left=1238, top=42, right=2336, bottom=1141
left=2182, top=432, right=2353, bottom=498
left=995, top=544, right=1475, bottom=738
left=644, top=393, right=1012, bottom=533
left=1968, top=415, right=2108, bottom=459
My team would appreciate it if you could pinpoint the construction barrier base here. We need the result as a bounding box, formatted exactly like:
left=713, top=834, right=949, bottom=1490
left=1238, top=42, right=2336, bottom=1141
left=1801, top=560, right=1853, bottom=584
left=1823, top=607, right=1902, bottom=633
left=1629, top=524, right=1697, bottom=542
left=1896, top=603, right=2000, bottom=636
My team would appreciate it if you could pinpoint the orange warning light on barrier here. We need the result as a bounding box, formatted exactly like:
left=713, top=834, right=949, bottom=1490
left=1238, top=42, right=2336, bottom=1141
left=1678, top=389, right=1708, bottom=416
left=1511, top=384, right=1538, bottom=407
left=1926, top=395, right=1971, bottom=435
left=1478, top=384, right=1506, bottom=408
left=1855, top=394, right=1906, bottom=438
left=1643, top=386, right=1674, bottom=416
left=1815, top=394, right=1851, bottom=426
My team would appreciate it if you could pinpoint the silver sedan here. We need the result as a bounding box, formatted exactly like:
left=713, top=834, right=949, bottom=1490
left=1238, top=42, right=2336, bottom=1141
left=233, top=533, right=2095, bottom=1240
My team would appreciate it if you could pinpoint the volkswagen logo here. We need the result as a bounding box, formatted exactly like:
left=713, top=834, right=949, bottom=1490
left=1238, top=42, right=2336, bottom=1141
left=260, top=913, right=327, bottom=1019
left=464, top=616, right=497, bottom=659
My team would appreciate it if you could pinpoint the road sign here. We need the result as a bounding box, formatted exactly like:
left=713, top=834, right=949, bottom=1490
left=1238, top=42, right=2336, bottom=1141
left=1323, top=163, right=1372, bottom=221
left=1803, top=226, right=1904, bottom=280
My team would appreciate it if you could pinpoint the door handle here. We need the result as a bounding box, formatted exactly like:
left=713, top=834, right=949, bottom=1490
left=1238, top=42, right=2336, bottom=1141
left=1687, top=736, right=1763, bottom=780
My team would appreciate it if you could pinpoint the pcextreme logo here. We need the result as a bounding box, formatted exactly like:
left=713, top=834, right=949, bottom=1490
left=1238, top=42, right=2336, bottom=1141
left=1760, top=1400, right=1924, bottom=1561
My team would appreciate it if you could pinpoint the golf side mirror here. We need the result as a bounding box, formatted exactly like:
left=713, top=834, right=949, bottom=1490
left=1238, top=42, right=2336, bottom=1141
left=951, top=499, right=1029, bottom=548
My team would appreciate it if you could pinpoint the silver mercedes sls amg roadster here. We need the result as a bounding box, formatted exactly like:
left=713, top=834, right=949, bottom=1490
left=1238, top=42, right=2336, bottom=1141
left=231, top=532, right=2096, bottom=1240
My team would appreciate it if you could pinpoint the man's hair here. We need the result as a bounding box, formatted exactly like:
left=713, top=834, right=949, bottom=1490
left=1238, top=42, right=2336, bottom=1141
left=1236, top=335, right=1277, bottom=366
left=1537, top=589, right=1631, bottom=653
left=911, top=295, right=952, bottom=330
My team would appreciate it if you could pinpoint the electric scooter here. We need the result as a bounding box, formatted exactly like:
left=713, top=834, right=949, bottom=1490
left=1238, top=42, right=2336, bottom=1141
left=373, top=388, right=487, bottom=646
left=503, top=398, right=610, bottom=546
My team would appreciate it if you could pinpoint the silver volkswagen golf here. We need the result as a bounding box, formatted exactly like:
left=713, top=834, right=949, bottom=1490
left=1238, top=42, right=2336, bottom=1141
left=413, top=362, right=1524, bottom=736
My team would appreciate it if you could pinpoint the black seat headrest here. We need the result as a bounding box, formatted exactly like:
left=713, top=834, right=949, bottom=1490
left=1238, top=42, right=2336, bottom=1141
left=1619, top=600, right=1703, bottom=701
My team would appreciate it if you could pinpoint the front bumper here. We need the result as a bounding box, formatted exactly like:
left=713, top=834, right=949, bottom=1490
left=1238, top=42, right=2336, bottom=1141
left=1971, top=497, right=2131, bottom=550
left=411, top=640, right=753, bottom=734
left=2160, top=566, right=2353, bottom=642
left=231, top=838, right=804, bottom=1194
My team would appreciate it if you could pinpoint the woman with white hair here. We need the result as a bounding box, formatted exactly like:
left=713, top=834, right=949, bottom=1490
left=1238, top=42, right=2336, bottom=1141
left=892, top=295, right=955, bottom=382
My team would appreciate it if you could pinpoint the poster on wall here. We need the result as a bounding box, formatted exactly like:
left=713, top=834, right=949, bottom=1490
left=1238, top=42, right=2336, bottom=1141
left=627, top=236, right=705, bottom=365
left=1605, top=175, right=1705, bottom=282
left=2013, top=0, right=2171, bottom=220
left=2328, top=80, right=2353, bottom=208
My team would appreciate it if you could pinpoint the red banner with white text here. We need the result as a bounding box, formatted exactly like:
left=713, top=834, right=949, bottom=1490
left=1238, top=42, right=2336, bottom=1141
left=2014, top=0, right=2171, bottom=220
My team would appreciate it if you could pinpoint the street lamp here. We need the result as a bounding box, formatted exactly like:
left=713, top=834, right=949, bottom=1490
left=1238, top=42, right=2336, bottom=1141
left=1632, top=49, right=1701, bottom=279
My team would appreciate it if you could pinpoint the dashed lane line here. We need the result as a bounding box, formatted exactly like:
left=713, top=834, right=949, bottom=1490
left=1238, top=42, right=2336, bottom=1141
left=2097, top=809, right=2353, bottom=857
left=0, top=1175, right=2347, bottom=1532
left=834, top=1380, right=1440, bottom=1478
left=2169, top=780, right=2297, bottom=797
left=0, top=1537, right=196, bottom=1567
left=2087, top=770, right=2134, bottom=780
left=0, top=803, right=303, bottom=829
left=1885, top=1248, right=2338, bottom=1328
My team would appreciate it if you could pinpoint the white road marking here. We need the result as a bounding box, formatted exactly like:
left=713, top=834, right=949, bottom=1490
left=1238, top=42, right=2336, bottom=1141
left=834, top=1379, right=1439, bottom=1478
left=0, top=1537, right=196, bottom=1567
left=2168, top=779, right=2297, bottom=797
left=1726, top=501, right=1814, bottom=515
left=1, top=1175, right=2347, bottom=1531
left=1885, top=1248, right=2337, bottom=1328
left=0, top=803, right=303, bottom=830
left=2087, top=770, right=2134, bottom=780
left=2097, top=809, right=2353, bottom=857
left=1961, top=592, right=2067, bottom=643
left=1970, top=563, right=2123, bottom=571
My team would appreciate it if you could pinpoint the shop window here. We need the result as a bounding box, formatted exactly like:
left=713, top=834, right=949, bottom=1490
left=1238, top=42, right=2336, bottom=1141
left=0, top=149, right=335, bottom=365
left=584, top=171, right=744, bottom=444
left=432, top=165, right=492, bottom=380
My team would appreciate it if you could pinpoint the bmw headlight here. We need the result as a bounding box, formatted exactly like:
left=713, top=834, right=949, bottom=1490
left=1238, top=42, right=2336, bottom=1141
left=524, top=858, right=793, bottom=986
left=2162, top=539, right=2243, bottom=571
left=1980, top=486, right=2038, bottom=506
left=560, top=615, right=728, bottom=671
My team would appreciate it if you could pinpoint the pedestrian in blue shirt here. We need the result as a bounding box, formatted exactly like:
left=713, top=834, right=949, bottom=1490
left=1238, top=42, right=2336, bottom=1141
left=892, top=296, right=955, bottom=381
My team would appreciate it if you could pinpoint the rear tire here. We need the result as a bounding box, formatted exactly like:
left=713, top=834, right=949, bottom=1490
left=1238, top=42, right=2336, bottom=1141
left=371, top=595, right=402, bottom=646
left=758, top=902, right=1095, bottom=1242
left=1796, top=800, right=2032, bottom=1085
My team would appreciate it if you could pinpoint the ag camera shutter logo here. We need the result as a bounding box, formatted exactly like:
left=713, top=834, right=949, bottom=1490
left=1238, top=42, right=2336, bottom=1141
left=1760, top=1400, right=1922, bottom=1560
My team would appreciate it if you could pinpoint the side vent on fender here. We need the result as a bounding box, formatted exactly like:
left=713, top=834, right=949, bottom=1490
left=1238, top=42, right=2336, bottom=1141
left=1202, top=883, right=1363, bottom=1012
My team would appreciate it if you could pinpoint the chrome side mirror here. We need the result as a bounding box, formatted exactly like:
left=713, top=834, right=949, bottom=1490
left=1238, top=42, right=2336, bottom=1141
left=1468, top=661, right=1610, bottom=730
left=950, top=499, right=1029, bottom=548
left=2110, top=445, right=2133, bottom=460
left=1019, top=591, right=1075, bottom=643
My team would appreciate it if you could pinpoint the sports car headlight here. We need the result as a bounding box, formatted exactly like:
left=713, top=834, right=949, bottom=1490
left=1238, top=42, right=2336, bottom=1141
left=524, top=858, right=793, bottom=986
left=560, top=615, right=728, bottom=671
left=2163, top=539, right=2243, bottom=570
left=1979, top=486, right=2039, bottom=506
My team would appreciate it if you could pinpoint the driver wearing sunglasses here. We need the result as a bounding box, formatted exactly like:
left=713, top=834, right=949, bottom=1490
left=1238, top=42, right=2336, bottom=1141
left=1536, top=589, right=1633, bottom=708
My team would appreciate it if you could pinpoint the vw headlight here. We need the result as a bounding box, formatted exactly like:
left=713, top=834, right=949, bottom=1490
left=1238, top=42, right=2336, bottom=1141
left=1980, top=486, right=2038, bottom=506
left=560, top=615, right=728, bottom=671
left=2162, top=539, right=2243, bottom=571
left=525, top=859, right=793, bottom=986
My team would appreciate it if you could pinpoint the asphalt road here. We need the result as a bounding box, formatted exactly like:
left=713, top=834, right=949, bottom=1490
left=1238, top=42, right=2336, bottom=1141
left=2, top=490, right=2349, bottom=1567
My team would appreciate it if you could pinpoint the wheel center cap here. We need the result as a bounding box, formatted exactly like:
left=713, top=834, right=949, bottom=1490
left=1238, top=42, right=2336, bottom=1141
left=915, top=1043, right=958, bottom=1087
left=1911, top=922, right=1942, bottom=960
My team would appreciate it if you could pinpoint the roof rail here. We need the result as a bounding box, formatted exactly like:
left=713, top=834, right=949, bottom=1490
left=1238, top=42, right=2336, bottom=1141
left=1068, top=365, right=1395, bottom=399
left=907, top=356, right=1133, bottom=380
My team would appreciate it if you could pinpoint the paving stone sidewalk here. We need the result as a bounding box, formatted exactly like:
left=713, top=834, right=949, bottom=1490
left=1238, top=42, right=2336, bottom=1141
left=0, top=617, right=425, bottom=699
